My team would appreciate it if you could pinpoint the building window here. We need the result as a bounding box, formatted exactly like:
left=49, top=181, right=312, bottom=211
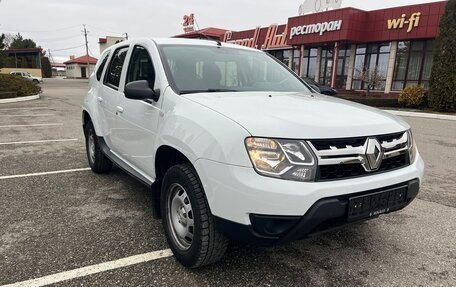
left=352, top=43, right=390, bottom=91
left=301, top=48, right=318, bottom=80
left=392, top=40, right=435, bottom=90
left=291, top=49, right=300, bottom=75
left=335, top=45, right=351, bottom=89
left=4, top=52, right=40, bottom=69
left=268, top=49, right=291, bottom=68
left=319, top=46, right=333, bottom=86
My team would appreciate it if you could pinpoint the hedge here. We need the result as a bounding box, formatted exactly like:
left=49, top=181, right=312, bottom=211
left=0, top=74, right=41, bottom=98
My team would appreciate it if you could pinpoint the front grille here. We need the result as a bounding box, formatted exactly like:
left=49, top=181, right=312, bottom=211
left=317, top=153, right=409, bottom=181
left=308, top=131, right=410, bottom=181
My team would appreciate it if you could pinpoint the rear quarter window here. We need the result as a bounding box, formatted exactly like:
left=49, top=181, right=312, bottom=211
left=96, top=52, right=110, bottom=81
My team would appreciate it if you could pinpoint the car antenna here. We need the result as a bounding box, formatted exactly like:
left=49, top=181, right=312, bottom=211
left=194, top=17, right=222, bottom=46
left=200, top=34, right=222, bottom=46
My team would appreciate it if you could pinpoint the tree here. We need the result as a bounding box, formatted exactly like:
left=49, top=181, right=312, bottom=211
left=0, top=34, right=6, bottom=68
left=428, top=0, right=456, bottom=112
left=1, top=33, right=14, bottom=49
left=9, top=33, right=37, bottom=49
left=41, top=56, right=52, bottom=78
left=0, top=33, right=5, bottom=50
left=354, top=64, right=384, bottom=97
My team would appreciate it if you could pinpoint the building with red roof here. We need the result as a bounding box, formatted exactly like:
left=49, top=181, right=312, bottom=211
left=176, top=1, right=447, bottom=95
left=64, top=55, right=97, bottom=79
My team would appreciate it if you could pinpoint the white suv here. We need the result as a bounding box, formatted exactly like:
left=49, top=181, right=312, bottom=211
left=10, top=71, right=43, bottom=83
left=82, top=38, right=424, bottom=268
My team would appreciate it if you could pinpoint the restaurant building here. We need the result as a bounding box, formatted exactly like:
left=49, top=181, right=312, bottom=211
left=0, top=48, right=43, bottom=77
left=177, top=1, right=447, bottom=94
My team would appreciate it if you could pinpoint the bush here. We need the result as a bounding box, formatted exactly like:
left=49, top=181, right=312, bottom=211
left=0, top=74, right=41, bottom=97
left=398, top=86, right=427, bottom=108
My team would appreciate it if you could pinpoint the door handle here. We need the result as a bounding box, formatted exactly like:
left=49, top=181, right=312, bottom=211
left=97, top=97, right=103, bottom=103
left=116, top=106, right=124, bottom=114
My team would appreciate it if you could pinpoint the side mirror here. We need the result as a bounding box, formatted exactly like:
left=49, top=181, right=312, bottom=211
left=124, top=80, right=160, bottom=102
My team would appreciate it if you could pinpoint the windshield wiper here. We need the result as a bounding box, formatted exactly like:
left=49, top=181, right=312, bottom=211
left=179, top=89, right=240, bottom=95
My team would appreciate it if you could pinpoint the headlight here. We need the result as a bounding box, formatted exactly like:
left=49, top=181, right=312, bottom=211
left=245, top=137, right=317, bottom=181
left=407, top=129, right=417, bottom=163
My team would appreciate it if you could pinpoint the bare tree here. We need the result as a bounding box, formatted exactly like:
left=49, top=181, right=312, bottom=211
left=354, top=64, right=384, bottom=97
left=2, top=33, right=14, bottom=49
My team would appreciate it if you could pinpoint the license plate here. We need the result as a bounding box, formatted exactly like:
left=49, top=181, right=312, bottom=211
left=348, top=186, right=407, bottom=221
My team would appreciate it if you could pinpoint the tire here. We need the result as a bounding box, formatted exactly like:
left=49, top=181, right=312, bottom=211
left=85, top=121, right=113, bottom=173
left=33, top=79, right=39, bottom=84
left=161, top=164, right=229, bottom=268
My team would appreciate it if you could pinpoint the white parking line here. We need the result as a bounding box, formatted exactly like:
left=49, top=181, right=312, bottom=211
left=0, top=168, right=91, bottom=180
left=0, top=107, right=50, bottom=111
left=0, top=114, right=54, bottom=117
left=0, top=123, right=63, bottom=128
left=0, top=139, right=79, bottom=146
left=0, top=249, right=173, bottom=287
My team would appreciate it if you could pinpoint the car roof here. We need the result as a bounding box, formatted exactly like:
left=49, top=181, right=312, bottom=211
left=106, top=37, right=261, bottom=53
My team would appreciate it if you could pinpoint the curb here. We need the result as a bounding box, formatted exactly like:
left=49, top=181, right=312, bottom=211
left=0, top=94, right=41, bottom=104
left=384, top=110, right=456, bottom=121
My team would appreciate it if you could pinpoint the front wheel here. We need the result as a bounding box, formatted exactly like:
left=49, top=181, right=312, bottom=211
left=161, top=164, right=228, bottom=268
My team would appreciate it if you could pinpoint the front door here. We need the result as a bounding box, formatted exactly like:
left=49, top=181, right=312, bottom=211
left=114, top=45, right=161, bottom=176
left=81, top=67, right=87, bottom=78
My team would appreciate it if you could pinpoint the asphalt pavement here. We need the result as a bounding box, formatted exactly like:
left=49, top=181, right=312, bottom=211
left=0, top=78, right=455, bottom=287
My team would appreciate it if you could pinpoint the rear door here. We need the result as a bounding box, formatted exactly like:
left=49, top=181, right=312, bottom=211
left=91, top=50, right=110, bottom=135
left=113, top=44, right=162, bottom=176
left=99, top=45, right=129, bottom=151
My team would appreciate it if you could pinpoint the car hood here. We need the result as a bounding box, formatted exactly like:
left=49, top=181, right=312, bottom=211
left=183, top=91, right=409, bottom=139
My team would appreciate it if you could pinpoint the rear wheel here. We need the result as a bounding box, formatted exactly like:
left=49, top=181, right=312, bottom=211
left=85, top=121, right=112, bottom=173
left=161, top=164, right=228, bottom=268
left=33, top=79, right=39, bottom=84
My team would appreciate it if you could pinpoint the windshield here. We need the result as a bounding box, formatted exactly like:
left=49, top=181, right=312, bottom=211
left=159, top=44, right=312, bottom=94
left=302, top=77, right=318, bottom=86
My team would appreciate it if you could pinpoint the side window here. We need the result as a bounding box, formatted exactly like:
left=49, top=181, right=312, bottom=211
left=104, top=46, right=129, bottom=89
left=96, top=52, right=110, bottom=81
left=126, top=46, right=155, bottom=88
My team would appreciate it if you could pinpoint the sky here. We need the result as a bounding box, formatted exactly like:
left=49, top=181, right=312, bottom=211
left=0, top=0, right=441, bottom=63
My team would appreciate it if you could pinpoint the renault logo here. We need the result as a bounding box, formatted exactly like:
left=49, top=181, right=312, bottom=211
left=365, top=138, right=383, bottom=171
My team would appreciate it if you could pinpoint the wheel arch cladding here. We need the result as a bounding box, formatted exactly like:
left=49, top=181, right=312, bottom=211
left=152, top=145, right=193, bottom=219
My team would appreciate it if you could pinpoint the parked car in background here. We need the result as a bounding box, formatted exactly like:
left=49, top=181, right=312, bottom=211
left=301, top=77, right=337, bottom=95
left=82, top=38, right=424, bottom=268
left=10, top=71, right=43, bottom=83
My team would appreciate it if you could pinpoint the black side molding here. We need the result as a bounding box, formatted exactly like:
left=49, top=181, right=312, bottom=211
left=97, top=136, right=154, bottom=187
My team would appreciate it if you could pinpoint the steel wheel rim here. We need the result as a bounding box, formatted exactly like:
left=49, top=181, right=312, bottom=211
left=88, top=129, right=96, bottom=164
left=167, top=183, right=194, bottom=251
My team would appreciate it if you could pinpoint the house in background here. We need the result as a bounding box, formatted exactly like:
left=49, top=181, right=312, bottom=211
left=0, top=48, right=43, bottom=77
left=99, top=36, right=125, bottom=54
left=51, top=62, right=66, bottom=77
left=64, top=55, right=97, bottom=79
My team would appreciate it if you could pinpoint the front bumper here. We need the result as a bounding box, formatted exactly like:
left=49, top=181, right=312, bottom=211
left=213, top=179, right=419, bottom=245
left=194, top=152, right=424, bottom=227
